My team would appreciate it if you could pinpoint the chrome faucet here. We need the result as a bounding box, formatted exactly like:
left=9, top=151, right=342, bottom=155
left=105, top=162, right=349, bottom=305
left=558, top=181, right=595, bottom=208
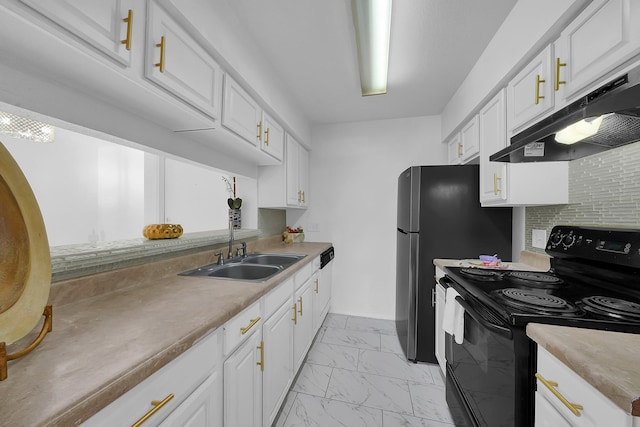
left=236, top=241, right=247, bottom=257
left=215, top=252, right=224, bottom=265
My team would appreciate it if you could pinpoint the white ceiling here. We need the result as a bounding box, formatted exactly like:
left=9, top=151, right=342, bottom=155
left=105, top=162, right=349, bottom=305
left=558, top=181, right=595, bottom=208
left=227, top=0, right=518, bottom=125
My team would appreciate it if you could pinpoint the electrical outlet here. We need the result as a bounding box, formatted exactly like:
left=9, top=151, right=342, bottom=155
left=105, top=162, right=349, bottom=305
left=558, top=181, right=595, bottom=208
left=532, top=229, right=547, bottom=249
left=307, top=222, right=320, bottom=232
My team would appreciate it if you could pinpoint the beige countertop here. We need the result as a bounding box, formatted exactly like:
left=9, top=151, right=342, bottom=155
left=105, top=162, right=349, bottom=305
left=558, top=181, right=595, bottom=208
left=0, top=239, right=331, bottom=427
left=527, top=323, right=640, bottom=417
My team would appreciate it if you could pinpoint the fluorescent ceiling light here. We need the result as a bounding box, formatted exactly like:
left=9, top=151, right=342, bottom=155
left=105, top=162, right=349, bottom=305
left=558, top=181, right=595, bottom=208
left=351, top=0, right=392, bottom=96
left=555, top=115, right=605, bottom=145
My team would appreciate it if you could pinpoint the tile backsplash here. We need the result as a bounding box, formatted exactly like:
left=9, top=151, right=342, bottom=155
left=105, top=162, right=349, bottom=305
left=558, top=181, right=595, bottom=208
left=525, top=142, right=640, bottom=253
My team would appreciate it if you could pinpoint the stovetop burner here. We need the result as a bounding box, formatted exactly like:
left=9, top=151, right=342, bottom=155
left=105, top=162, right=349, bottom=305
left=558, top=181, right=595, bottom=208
left=579, top=296, right=640, bottom=321
left=506, top=271, right=564, bottom=288
left=459, top=267, right=503, bottom=281
left=495, top=288, right=583, bottom=316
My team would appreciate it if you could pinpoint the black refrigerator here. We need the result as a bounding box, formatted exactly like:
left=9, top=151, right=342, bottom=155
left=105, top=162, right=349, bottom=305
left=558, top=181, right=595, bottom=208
left=396, top=165, right=512, bottom=363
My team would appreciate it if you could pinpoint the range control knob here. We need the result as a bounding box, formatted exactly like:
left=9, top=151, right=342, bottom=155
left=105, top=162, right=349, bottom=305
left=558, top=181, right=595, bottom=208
left=562, top=233, right=576, bottom=248
left=549, top=232, right=563, bottom=247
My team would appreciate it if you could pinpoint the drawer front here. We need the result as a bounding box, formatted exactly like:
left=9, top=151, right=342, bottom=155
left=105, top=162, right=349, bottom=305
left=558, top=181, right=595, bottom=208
left=264, top=277, right=293, bottom=319
left=536, top=346, right=631, bottom=427
left=223, top=300, right=262, bottom=356
left=84, top=330, right=221, bottom=427
left=312, top=256, right=321, bottom=271
left=293, top=262, right=313, bottom=290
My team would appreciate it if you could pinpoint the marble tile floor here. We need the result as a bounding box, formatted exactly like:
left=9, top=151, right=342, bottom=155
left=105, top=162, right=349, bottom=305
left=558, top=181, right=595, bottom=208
left=273, top=314, right=461, bottom=427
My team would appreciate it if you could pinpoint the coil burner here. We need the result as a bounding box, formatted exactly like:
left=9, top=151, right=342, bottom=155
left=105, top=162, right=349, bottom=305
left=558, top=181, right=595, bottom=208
left=459, top=268, right=503, bottom=281
left=579, top=296, right=640, bottom=322
left=506, top=271, right=564, bottom=288
left=496, top=288, right=582, bottom=316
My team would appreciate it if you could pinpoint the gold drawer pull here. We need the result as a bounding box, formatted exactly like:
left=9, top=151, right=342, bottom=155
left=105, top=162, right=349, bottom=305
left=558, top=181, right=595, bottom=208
left=240, top=316, right=261, bottom=335
left=493, top=173, right=501, bottom=195
left=121, top=9, right=133, bottom=51
left=256, top=340, right=264, bottom=371
left=264, top=128, right=270, bottom=146
left=535, top=373, right=583, bottom=417
left=297, top=296, right=303, bottom=316
left=155, top=36, right=165, bottom=73
left=315, top=278, right=319, bottom=294
left=131, top=393, right=174, bottom=427
left=457, top=143, right=463, bottom=158
left=292, top=303, right=298, bottom=324
left=257, top=121, right=263, bottom=140
left=555, top=57, right=566, bottom=91
left=535, top=74, right=545, bottom=104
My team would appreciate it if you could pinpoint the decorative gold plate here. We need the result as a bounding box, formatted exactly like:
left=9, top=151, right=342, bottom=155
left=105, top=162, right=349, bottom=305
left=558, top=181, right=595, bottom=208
left=143, top=224, right=183, bottom=239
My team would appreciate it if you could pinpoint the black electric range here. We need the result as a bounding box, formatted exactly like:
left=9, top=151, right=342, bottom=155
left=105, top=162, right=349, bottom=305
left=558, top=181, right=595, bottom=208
left=441, top=226, right=640, bottom=427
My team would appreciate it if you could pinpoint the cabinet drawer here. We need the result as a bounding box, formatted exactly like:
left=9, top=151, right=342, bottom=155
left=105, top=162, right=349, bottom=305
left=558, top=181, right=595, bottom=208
left=312, top=256, right=321, bottom=271
left=536, top=346, right=630, bottom=426
left=264, top=277, right=293, bottom=319
left=293, top=262, right=313, bottom=290
left=84, top=330, right=221, bottom=426
left=223, top=300, right=262, bottom=356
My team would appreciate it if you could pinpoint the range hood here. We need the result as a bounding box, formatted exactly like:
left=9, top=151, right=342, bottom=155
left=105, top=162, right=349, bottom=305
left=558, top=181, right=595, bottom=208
left=491, top=64, right=640, bottom=163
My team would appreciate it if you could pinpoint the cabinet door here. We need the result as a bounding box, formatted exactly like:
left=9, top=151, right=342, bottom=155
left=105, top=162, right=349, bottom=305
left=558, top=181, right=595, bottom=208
left=159, top=373, right=222, bottom=427
left=19, top=0, right=134, bottom=66
left=285, top=136, right=301, bottom=206
left=293, top=280, right=314, bottom=371
left=313, top=266, right=331, bottom=332
left=460, top=115, right=480, bottom=163
left=261, top=112, right=285, bottom=162
left=145, top=1, right=222, bottom=121
left=262, top=301, right=294, bottom=427
left=557, top=0, right=640, bottom=101
left=479, top=89, right=508, bottom=204
left=298, top=145, right=309, bottom=208
left=447, top=133, right=462, bottom=165
left=507, top=45, right=554, bottom=135
left=434, top=282, right=446, bottom=375
left=222, top=74, right=261, bottom=146
left=224, top=330, right=263, bottom=427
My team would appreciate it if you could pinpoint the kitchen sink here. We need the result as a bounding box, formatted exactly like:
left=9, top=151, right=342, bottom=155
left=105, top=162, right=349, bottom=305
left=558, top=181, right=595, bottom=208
left=179, top=252, right=306, bottom=282
left=241, top=253, right=305, bottom=266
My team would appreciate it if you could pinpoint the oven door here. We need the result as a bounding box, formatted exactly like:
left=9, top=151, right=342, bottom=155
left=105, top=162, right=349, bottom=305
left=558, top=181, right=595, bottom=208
left=441, top=277, right=517, bottom=427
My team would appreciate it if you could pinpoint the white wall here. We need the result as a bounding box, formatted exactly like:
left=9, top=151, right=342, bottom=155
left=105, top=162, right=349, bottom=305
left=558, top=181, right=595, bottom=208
left=300, top=116, right=445, bottom=319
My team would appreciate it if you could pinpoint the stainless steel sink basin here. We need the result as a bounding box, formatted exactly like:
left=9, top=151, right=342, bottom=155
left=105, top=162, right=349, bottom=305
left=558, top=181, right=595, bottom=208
left=179, top=253, right=305, bottom=282
left=241, top=253, right=305, bottom=266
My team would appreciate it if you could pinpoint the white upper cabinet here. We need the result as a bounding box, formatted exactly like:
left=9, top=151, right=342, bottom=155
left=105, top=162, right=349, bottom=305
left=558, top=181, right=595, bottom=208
left=479, top=90, right=508, bottom=204
left=460, top=115, right=480, bottom=163
left=507, top=45, right=555, bottom=135
left=18, top=0, right=135, bottom=66
left=222, top=74, right=262, bottom=146
left=555, top=0, right=640, bottom=103
left=261, top=112, right=285, bottom=162
left=479, top=90, right=569, bottom=207
left=145, top=1, right=223, bottom=121
left=447, top=133, right=462, bottom=165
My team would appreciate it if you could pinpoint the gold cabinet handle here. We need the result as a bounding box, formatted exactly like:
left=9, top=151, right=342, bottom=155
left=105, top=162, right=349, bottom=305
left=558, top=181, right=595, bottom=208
left=256, top=340, right=264, bottom=372
left=314, top=278, right=319, bottom=294
left=240, top=316, right=261, bottom=335
left=535, top=74, right=545, bottom=104
left=297, top=190, right=302, bottom=203
left=131, top=394, right=174, bottom=427
left=121, top=9, right=133, bottom=51
left=155, top=36, right=165, bottom=73
left=297, top=297, right=303, bottom=316
left=457, top=143, right=463, bottom=158
left=535, top=373, right=583, bottom=417
left=292, top=303, right=298, bottom=324
left=301, top=191, right=305, bottom=203
left=264, top=128, right=270, bottom=146
left=257, top=121, right=262, bottom=141
left=493, top=173, right=501, bottom=195
left=555, top=58, right=567, bottom=91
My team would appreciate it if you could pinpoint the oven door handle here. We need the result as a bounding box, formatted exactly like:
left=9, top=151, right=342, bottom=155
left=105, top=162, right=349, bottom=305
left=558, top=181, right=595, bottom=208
left=454, top=296, right=513, bottom=340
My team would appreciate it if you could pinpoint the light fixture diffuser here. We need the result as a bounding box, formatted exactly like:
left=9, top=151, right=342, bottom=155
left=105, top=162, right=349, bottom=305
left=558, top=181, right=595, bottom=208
left=555, top=115, right=605, bottom=145
left=351, top=0, right=392, bottom=96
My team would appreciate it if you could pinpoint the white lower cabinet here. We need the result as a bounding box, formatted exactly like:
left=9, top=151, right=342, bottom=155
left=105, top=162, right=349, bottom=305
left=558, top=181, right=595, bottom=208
left=313, top=262, right=332, bottom=333
left=224, top=328, right=263, bottom=427
left=293, top=277, right=315, bottom=371
left=83, top=330, right=223, bottom=427
left=535, top=346, right=637, bottom=426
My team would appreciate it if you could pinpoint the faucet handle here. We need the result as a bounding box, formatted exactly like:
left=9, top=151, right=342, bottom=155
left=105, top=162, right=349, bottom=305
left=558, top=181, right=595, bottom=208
left=236, top=242, right=248, bottom=257
left=214, top=252, right=224, bottom=265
